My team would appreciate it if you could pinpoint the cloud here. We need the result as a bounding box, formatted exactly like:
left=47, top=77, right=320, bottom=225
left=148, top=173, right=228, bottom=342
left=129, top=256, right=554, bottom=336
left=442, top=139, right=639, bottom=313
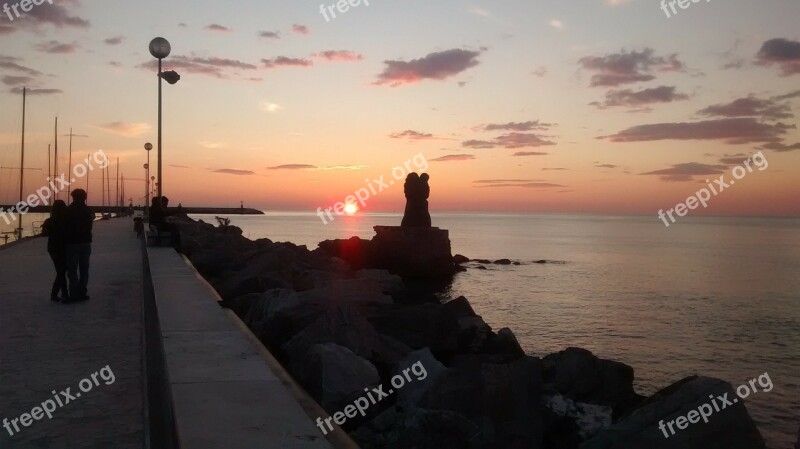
left=771, top=90, right=800, bottom=101
left=292, top=24, right=310, bottom=35
left=268, top=164, right=316, bottom=170
left=310, top=165, right=369, bottom=171
left=23, top=2, right=89, bottom=28
left=34, top=40, right=79, bottom=54
left=388, top=130, right=449, bottom=140
left=697, top=94, right=793, bottom=121
left=431, top=154, right=476, bottom=162
left=139, top=55, right=258, bottom=78
left=374, top=48, right=482, bottom=87
left=531, top=66, right=547, bottom=77
left=463, top=132, right=555, bottom=149
left=94, top=122, right=150, bottom=137
left=480, top=120, right=553, bottom=132
left=9, top=87, right=62, bottom=95
left=262, top=56, right=313, bottom=68
left=594, top=163, right=619, bottom=169
left=212, top=169, right=255, bottom=176
left=169, top=164, right=190, bottom=169
left=198, top=141, right=227, bottom=149
left=205, top=24, right=232, bottom=32
left=474, top=179, right=543, bottom=184
left=2, top=75, right=34, bottom=86
left=599, top=118, right=794, bottom=144
left=641, top=162, right=726, bottom=182
left=258, top=30, right=280, bottom=39
left=761, top=142, right=800, bottom=152
left=469, top=7, right=492, bottom=17
left=108, top=61, right=122, bottom=67
left=591, top=86, right=689, bottom=108
left=103, top=36, right=124, bottom=45
left=314, top=50, right=363, bottom=62
left=259, top=102, right=283, bottom=112
left=513, top=151, right=548, bottom=156
left=549, top=19, right=564, bottom=29
left=542, top=167, right=568, bottom=171
left=579, top=48, right=685, bottom=87
left=474, top=180, right=565, bottom=188
left=0, top=56, right=42, bottom=76
left=755, top=38, right=800, bottom=76
left=0, top=25, right=15, bottom=35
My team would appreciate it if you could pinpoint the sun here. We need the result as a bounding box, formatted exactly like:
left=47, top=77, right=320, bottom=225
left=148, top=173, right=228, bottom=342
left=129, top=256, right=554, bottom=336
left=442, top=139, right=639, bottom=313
left=344, top=203, right=359, bottom=215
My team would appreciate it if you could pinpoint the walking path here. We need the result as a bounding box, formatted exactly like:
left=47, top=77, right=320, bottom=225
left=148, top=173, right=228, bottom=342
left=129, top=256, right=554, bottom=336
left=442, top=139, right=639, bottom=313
left=0, top=219, right=144, bottom=449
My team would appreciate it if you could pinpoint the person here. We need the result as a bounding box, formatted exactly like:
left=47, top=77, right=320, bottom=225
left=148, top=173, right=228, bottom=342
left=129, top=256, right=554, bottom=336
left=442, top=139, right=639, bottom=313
left=41, top=200, right=69, bottom=302
left=149, top=196, right=180, bottom=247
left=65, top=189, right=93, bottom=302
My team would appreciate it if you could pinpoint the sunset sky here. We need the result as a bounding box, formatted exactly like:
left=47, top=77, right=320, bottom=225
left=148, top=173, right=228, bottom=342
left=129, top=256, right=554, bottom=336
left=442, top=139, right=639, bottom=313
left=0, top=0, right=798, bottom=216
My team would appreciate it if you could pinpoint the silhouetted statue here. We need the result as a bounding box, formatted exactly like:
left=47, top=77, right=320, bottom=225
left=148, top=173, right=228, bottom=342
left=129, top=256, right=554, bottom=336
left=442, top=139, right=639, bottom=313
left=401, top=173, right=431, bottom=227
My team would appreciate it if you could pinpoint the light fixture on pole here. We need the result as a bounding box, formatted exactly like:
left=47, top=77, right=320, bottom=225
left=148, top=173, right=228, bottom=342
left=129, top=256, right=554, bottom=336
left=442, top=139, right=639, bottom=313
left=148, top=37, right=179, bottom=208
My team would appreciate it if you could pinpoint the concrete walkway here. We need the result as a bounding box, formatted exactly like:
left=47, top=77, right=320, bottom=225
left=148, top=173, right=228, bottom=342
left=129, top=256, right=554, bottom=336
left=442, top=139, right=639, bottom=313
left=0, top=219, right=144, bottom=449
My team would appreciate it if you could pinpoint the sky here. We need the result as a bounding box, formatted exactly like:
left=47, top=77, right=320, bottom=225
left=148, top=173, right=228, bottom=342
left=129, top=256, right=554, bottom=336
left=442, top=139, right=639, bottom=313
left=0, top=0, right=799, bottom=216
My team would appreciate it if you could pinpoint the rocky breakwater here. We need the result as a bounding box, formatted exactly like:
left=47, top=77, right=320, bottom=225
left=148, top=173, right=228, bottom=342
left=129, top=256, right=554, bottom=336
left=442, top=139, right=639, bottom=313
left=171, top=215, right=767, bottom=449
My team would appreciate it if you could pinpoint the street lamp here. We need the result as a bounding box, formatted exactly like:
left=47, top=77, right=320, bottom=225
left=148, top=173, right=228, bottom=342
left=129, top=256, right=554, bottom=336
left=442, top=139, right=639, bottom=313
left=144, top=142, right=152, bottom=208
left=148, top=37, right=179, bottom=208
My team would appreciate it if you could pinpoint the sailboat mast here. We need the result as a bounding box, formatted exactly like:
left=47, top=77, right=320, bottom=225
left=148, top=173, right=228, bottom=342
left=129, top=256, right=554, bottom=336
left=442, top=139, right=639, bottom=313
left=53, top=117, right=58, bottom=201
left=115, top=157, right=119, bottom=209
left=68, top=128, right=73, bottom=199
left=18, top=87, right=26, bottom=239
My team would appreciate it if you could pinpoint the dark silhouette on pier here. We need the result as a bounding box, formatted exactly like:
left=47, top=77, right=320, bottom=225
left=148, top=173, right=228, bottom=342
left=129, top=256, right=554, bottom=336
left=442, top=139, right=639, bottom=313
left=41, top=200, right=69, bottom=302
left=65, top=189, right=93, bottom=302
left=401, top=172, right=431, bottom=227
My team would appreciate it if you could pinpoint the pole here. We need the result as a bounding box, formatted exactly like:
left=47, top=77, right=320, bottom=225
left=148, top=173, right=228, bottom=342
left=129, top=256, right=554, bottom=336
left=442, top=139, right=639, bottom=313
left=47, top=144, right=51, bottom=192
left=17, top=87, right=25, bottom=239
left=146, top=150, right=150, bottom=208
left=157, top=58, right=163, bottom=206
left=68, top=128, right=73, bottom=199
left=86, top=153, right=90, bottom=205
left=115, top=157, right=119, bottom=210
left=53, top=116, right=58, bottom=201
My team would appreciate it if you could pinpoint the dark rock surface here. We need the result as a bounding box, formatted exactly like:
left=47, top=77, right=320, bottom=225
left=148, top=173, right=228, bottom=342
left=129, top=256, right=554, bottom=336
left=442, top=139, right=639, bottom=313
left=170, top=215, right=767, bottom=449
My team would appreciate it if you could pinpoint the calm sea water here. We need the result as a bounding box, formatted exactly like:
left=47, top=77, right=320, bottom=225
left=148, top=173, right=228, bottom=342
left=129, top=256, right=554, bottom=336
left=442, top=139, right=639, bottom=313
left=190, top=212, right=800, bottom=448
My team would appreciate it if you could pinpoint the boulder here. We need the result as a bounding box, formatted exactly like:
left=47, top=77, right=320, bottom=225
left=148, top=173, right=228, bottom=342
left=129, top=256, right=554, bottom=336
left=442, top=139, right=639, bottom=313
left=392, top=347, right=447, bottom=406
left=543, top=347, right=644, bottom=419
left=291, top=343, right=380, bottom=412
left=544, top=394, right=613, bottom=440
left=351, top=405, right=484, bottom=449
left=581, top=376, right=765, bottom=449
left=453, top=254, right=470, bottom=264
left=419, top=355, right=544, bottom=449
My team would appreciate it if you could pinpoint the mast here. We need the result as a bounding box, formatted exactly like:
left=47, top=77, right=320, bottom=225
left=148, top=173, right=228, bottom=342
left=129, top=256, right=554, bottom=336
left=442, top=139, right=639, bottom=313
left=47, top=144, right=51, bottom=197
left=115, top=157, right=119, bottom=210
left=86, top=153, right=90, bottom=205
left=53, top=116, right=58, bottom=201
left=17, top=87, right=26, bottom=239
left=68, top=128, right=73, bottom=199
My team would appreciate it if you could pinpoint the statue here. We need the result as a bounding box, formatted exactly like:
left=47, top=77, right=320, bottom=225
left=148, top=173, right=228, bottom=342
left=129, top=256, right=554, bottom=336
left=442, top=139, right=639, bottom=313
left=401, top=173, right=431, bottom=227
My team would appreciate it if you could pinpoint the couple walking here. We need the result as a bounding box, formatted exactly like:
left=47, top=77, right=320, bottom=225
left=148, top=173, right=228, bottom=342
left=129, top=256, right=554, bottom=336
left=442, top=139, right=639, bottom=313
left=41, top=189, right=93, bottom=303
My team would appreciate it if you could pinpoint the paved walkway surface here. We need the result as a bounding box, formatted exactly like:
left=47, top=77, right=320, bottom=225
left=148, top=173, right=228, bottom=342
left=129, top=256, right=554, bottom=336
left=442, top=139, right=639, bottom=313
left=0, top=219, right=144, bottom=449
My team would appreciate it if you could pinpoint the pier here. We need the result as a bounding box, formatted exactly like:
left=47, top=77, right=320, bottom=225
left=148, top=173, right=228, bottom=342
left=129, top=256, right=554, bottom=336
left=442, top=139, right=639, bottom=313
left=0, top=218, right=346, bottom=448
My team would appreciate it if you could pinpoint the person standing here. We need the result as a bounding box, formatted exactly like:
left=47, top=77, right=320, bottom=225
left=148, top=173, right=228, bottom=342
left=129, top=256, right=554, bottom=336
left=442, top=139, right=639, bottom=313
left=41, top=200, right=69, bottom=302
left=65, top=189, right=93, bottom=302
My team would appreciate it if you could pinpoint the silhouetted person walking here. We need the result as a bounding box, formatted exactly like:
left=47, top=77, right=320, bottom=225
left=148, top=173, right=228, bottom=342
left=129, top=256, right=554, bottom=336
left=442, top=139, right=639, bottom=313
left=41, top=200, right=69, bottom=302
left=65, top=189, right=93, bottom=302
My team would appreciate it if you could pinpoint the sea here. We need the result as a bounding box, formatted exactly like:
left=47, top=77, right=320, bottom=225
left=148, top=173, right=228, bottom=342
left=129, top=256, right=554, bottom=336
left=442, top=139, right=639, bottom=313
left=5, top=211, right=798, bottom=447
left=192, top=211, right=800, bottom=449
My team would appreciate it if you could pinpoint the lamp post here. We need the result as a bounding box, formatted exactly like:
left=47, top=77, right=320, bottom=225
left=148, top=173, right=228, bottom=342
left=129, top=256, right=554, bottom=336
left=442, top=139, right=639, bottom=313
left=144, top=142, right=152, bottom=208
left=148, top=37, right=180, bottom=208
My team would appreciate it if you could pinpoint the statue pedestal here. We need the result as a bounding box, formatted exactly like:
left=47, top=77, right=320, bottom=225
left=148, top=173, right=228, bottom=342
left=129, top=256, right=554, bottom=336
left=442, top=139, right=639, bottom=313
left=370, top=226, right=455, bottom=278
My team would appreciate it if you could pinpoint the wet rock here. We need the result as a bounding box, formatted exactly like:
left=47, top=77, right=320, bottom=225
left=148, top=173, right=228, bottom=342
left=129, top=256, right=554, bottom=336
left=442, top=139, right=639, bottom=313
left=351, top=405, right=484, bottom=449
left=494, top=259, right=512, bottom=265
left=581, top=376, right=765, bottom=449
left=453, top=254, right=470, bottom=264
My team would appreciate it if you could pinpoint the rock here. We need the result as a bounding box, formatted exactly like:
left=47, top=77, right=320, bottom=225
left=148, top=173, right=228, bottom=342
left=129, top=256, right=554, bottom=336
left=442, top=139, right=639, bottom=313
left=473, top=259, right=492, bottom=264
left=370, top=226, right=455, bottom=278
left=354, top=269, right=405, bottom=294
left=487, top=327, right=526, bottom=358
left=544, top=394, right=612, bottom=439
left=453, top=254, right=470, bottom=264
left=475, top=265, right=488, bottom=270
left=534, top=259, right=547, bottom=264
left=351, top=405, right=484, bottom=449
left=283, top=305, right=410, bottom=365
left=290, top=343, right=380, bottom=412
left=581, top=376, right=765, bottom=449
left=317, top=236, right=373, bottom=270
left=419, top=355, right=543, bottom=449
left=512, top=262, right=521, bottom=266
left=543, top=347, right=644, bottom=419
left=392, top=347, right=447, bottom=406
left=494, top=259, right=512, bottom=265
